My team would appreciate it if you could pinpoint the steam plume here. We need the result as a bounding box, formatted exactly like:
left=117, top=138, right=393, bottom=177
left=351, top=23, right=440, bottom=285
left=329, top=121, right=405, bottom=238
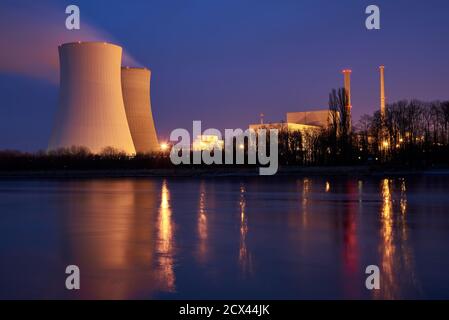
left=0, top=3, right=140, bottom=83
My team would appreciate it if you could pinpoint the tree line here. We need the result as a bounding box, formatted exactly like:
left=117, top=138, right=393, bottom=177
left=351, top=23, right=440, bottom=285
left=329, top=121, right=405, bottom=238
left=276, top=88, right=449, bottom=167
left=1, top=88, right=449, bottom=171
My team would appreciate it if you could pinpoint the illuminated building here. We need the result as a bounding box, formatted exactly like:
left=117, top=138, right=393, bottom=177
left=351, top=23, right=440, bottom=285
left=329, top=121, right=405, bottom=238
left=286, top=110, right=333, bottom=128
left=249, top=122, right=321, bottom=134
left=192, top=135, right=224, bottom=151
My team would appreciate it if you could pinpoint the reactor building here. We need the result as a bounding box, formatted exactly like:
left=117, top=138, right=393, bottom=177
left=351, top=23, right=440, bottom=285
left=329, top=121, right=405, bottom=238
left=121, top=67, right=159, bottom=153
left=49, top=42, right=159, bottom=155
left=250, top=69, right=352, bottom=133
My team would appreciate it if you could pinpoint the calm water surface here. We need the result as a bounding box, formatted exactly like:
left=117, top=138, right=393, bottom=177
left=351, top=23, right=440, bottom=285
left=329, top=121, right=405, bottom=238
left=1, top=175, right=449, bottom=299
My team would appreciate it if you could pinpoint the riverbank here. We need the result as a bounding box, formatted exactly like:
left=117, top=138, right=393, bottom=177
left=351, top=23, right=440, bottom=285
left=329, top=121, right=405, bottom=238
left=1, top=165, right=448, bottom=179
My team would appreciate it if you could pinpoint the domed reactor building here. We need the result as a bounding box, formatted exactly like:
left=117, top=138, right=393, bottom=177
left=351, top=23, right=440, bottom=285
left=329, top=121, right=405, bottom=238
left=49, top=42, right=136, bottom=154
left=121, top=67, right=159, bottom=153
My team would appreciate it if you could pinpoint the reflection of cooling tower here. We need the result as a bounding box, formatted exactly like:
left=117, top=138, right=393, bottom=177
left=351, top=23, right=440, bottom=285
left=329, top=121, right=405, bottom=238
left=49, top=42, right=136, bottom=154
left=121, top=68, right=159, bottom=153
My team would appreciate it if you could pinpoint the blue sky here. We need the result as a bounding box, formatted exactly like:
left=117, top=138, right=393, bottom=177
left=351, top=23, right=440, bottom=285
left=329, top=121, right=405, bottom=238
left=1, top=0, right=449, bottom=150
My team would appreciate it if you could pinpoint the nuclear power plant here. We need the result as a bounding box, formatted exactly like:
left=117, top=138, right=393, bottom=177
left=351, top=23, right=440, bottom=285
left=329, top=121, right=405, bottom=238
left=48, top=41, right=385, bottom=155
left=121, top=67, right=159, bottom=153
left=49, top=42, right=159, bottom=155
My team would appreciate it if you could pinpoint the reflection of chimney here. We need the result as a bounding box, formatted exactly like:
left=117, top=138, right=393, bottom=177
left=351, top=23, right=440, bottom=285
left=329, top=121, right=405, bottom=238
left=379, top=66, right=386, bottom=119
left=342, top=69, right=352, bottom=131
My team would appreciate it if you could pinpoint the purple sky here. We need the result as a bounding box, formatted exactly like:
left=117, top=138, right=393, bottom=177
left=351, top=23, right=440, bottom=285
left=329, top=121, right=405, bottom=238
left=1, top=0, right=449, bottom=151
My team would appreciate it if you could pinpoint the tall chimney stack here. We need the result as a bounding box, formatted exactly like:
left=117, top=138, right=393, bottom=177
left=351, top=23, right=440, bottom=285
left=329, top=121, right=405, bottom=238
left=342, top=69, right=352, bottom=107
left=342, top=69, right=352, bottom=131
left=379, top=66, right=386, bottom=119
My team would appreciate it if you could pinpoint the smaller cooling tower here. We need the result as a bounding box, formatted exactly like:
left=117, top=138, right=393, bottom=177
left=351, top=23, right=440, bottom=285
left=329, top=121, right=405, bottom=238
left=121, top=67, right=159, bottom=153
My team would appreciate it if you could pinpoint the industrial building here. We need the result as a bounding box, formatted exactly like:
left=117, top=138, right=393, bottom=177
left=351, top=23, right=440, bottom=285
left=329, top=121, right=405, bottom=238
left=249, top=122, right=321, bottom=134
left=286, top=110, right=332, bottom=128
left=49, top=42, right=159, bottom=155
left=192, top=135, right=224, bottom=151
left=250, top=68, right=353, bottom=134
left=121, top=67, right=159, bottom=153
left=250, top=109, right=332, bottom=136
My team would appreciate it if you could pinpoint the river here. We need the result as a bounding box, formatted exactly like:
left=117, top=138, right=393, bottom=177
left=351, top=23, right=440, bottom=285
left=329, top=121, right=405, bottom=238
left=0, top=175, right=448, bottom=299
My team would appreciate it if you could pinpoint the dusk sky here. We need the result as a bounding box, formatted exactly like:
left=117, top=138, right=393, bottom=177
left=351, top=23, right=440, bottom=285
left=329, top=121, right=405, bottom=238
left=1, top=0, right=449, bottom=151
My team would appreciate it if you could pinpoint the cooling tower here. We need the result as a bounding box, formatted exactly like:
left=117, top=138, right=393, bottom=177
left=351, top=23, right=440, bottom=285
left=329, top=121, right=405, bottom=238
left=121, top=67, right=159, bottom=153
left=49, top=42, right=136, bottom=154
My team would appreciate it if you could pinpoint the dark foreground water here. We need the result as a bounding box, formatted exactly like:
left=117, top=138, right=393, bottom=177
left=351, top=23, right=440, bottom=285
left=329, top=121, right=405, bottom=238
left=0, top=175, right=449, bottom=299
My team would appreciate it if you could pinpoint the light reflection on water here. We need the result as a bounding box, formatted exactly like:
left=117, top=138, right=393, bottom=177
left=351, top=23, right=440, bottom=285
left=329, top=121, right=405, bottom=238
left=0, top=176, right=448, bottom=299
left=157, top=179, right=175, bottom=293
left=238, top=184, right=252, bottom=276
left=301, top=178, right=310, bottom=227
left=374, top=179, right=418, bottom=299
left=342, top=180, right=360, bottom=299
left=196, top=181, right=208, bottom=264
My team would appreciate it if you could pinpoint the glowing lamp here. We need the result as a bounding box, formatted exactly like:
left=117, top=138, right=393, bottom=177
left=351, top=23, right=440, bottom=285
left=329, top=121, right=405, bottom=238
left=160, top=143, right=168, bottom=151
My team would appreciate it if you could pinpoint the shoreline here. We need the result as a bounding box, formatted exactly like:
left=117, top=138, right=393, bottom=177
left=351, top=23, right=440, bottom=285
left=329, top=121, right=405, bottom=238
left=1, top=166, right=448, bottom=179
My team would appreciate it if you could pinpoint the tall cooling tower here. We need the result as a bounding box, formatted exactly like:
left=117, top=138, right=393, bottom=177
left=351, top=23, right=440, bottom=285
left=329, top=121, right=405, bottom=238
left=49, top=42, right=136, bottom=154
left=121, top=67, right=159, bottom=153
